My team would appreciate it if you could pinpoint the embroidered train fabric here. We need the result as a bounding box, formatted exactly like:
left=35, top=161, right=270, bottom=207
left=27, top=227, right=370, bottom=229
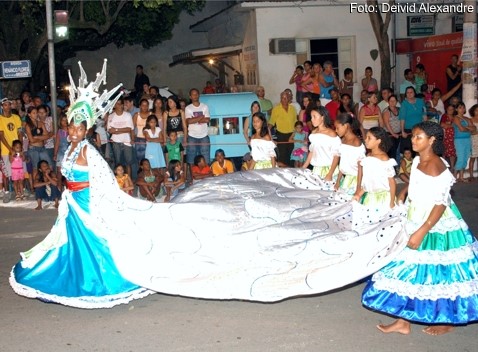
left=10, top=142, right=410, bottom=308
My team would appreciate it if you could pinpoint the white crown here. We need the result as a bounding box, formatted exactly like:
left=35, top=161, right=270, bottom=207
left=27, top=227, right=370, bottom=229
left=67, top=59, right=123, bottom=129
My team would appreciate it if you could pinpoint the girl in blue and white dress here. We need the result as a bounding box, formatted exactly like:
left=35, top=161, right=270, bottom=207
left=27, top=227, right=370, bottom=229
left=333, top=113, right=366, bottom=201
left=353, top=127, right=397, bottom=210
left=143, top=115, right=166, bottom=170
left=362, top=121, right=478, bottom=336
left=302, top=106, right=341, bottom=183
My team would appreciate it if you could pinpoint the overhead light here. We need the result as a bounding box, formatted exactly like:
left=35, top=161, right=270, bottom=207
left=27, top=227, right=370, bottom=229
left=208, top=59, right=215, bottom=65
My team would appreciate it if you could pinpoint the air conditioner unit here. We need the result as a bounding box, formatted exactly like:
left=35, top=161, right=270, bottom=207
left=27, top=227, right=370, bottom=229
left=269, top=39, right=307, bottom=55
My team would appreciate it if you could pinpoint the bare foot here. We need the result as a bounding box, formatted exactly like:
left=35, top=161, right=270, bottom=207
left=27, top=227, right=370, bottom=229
left=34, top=206, right=42, bottom=210
left=377, top=319, right=411, bottom=335
left=422, top=326, right=454, bottom=335
left=164, top=195, right=170, bottom=203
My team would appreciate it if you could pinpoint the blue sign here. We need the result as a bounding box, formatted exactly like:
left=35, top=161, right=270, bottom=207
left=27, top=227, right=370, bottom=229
left=1, top=60, right=32, bottom=79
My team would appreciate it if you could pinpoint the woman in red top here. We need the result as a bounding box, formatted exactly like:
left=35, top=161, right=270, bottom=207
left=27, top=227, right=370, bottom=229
left=440, top=104, right=457, bottom=173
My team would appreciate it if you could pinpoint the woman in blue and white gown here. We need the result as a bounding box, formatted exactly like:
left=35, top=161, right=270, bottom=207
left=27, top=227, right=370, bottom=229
left=362, top=121, right=478, bottom=335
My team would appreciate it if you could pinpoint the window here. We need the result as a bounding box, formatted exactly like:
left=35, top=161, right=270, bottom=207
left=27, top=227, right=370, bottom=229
left=310, top=38, right=339, bottom=76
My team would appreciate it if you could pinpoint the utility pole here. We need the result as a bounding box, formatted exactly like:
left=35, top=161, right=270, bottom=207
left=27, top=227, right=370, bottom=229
left=46, top=0, right=58, bottom=132
left=462, top=0, right=477, bottom=111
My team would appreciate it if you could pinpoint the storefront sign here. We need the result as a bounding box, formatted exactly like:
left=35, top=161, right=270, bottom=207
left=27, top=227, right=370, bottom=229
left=407, top=15, right=435, bottom=37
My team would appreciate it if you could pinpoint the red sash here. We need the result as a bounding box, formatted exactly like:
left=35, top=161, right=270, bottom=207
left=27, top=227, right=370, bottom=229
left=66, top=181, right=90, bottom=192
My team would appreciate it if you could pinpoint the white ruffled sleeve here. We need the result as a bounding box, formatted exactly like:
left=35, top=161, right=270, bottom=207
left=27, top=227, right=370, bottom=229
left=267, top=141, right=277, bottom=158
left=331, top=136, right=341, bottom=156
left=432, top=169, right=455, bottom=206
left=385, top=158, right=398, bottom=178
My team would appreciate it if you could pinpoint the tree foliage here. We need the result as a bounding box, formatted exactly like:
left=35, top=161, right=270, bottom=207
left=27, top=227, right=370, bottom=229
left=0, top=0, right=205, bottom=97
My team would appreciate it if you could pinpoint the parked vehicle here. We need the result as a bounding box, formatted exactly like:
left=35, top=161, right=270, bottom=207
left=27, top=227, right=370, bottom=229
left=199, top=92, right=257, bottom=160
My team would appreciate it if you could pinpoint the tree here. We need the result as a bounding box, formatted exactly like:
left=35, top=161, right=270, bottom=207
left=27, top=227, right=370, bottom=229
left=0, top=0, right=204, bottom=98
left=366, top=0, right=394, bottom=89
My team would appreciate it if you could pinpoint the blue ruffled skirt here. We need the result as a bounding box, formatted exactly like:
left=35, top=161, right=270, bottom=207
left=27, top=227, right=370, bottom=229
left=362, top=202, right=478, bottom=324
left=10, top=167, right=151, bottom=308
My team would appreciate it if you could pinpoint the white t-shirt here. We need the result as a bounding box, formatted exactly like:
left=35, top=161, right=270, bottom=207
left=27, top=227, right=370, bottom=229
left=185, top=102, right=210, bottom=139
left=108, top=111, right=133, bottom=145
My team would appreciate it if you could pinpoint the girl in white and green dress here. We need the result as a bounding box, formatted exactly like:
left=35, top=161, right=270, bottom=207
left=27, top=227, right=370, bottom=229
left=354, top=127, right=397, bottom=209
left=302, top=106, right=341, bottom=182
left=250, top=112, right=276, bottom=169
left=334, top=113, right=366, bottom=201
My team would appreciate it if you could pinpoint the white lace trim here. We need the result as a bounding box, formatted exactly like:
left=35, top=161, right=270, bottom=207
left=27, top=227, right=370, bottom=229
left=406, top=202, right=468, bottom=234
left=9, top=268, right=154, bottom=309
left=371, top=271, right=478, bottom=300
left=397, top=241, right=478, bottom=265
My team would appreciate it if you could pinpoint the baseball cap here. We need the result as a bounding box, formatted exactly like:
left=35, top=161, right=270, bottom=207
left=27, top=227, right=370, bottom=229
left=1, top=98, right=12, bottom=104
left=243, top=152, right=252, bottom=162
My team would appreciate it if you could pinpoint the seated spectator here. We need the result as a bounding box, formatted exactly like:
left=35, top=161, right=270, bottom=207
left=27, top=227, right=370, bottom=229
left=191, top=154, right=213, bottom=180
left=164, top=159, right=185, bottom=202
left=33, top=160, right=61, bottom=210
left=211, top=149, right=235, bottom=176
left=136, top=158, right=163, bottom=202
left=398, top=148, right=413, bottom=184
left=241, top=152, right=254, bottom=171
left=114, top=164, right=134, bottom=196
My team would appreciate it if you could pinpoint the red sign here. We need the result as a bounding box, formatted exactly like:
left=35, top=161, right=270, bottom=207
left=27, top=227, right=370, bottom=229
left=396, top=32, right=463, bottom=54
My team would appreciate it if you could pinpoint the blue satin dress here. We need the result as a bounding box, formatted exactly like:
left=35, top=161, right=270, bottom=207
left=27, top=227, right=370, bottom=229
left=11, top=164, right=150, bottom=308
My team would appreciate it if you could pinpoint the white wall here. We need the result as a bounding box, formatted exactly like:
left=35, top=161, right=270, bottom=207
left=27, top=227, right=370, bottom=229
left=254, top=6, right=380, bottom=105
left=69, top=1, right=229, bottom=99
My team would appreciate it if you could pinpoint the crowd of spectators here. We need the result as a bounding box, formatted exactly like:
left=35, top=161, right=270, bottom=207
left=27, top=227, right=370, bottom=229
left=1, top=55, right=477, bottom=207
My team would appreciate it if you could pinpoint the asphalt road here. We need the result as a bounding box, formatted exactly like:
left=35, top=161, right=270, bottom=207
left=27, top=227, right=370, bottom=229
left=0, top=182, right=477, bottom=352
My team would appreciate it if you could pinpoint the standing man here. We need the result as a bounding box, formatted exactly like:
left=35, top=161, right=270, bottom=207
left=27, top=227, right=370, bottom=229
left=284, top=88, right=301, bottom=118
left=133, top=65, right=150, bottom=103
left=256, top=86, right=273, bottom=120
left=268, top=91, right=297, bottom=167
left=107, top=98, right=135, bottom=177
left=0, top=98, right=22, bottom=203
left=124, top=96, right=139, bottom=117
left=319, top=61, right=339, bottom=100
left=185, top=88, right=211, bottom=169
left=399, top=69, right=415, bottom=102
left=446, top=54, right=462, bottom=101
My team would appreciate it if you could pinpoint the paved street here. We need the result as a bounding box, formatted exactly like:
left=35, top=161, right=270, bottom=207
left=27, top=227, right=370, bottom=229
left=0, top=182, right=477, bottom=352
